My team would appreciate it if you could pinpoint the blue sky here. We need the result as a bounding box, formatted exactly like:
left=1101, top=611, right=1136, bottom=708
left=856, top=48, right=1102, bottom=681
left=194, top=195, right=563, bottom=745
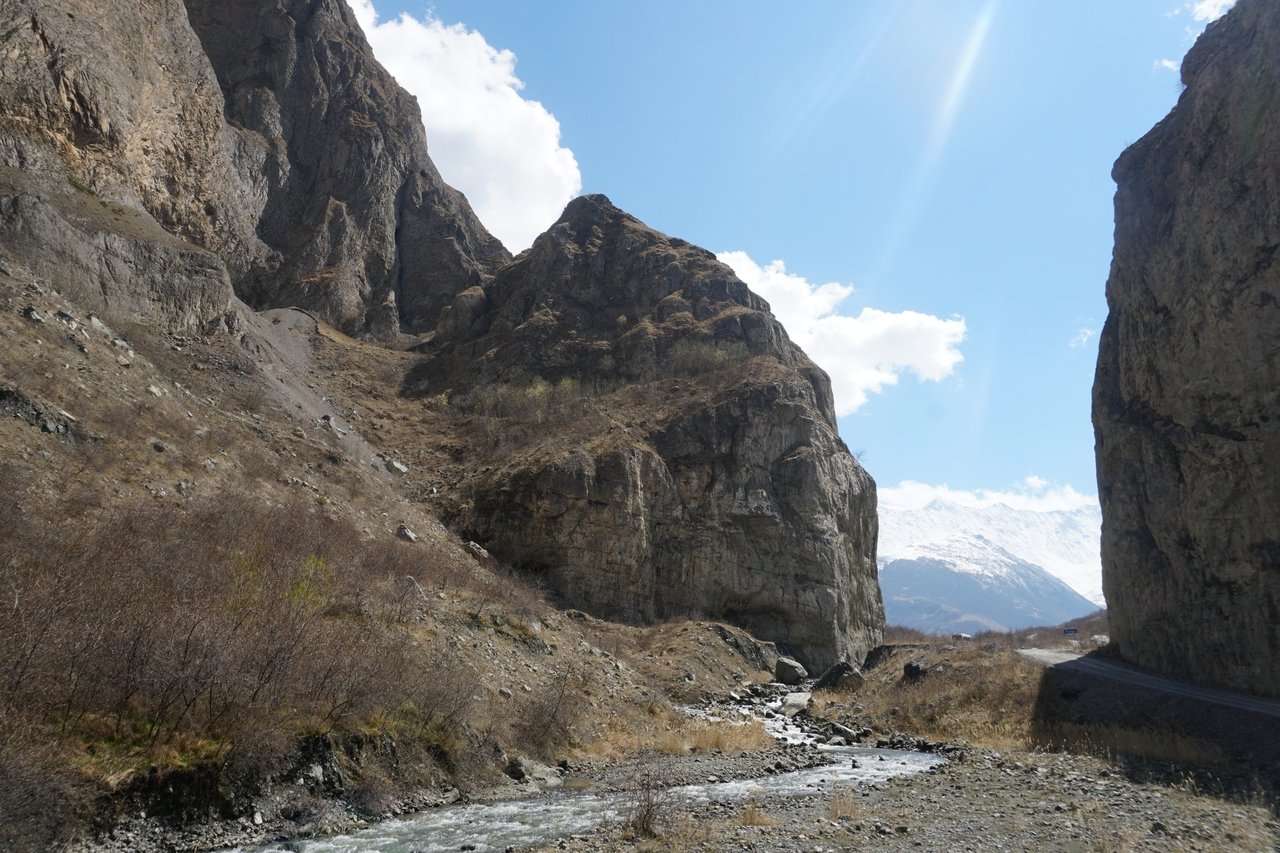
left=351, top=0, right=1233, bottom=510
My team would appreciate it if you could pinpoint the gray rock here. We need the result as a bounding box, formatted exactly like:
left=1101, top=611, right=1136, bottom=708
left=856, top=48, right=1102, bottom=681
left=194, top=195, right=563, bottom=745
left=395, top=524, right=417, bottom=543
left=775, top=656, right=809, bottom=686
left=423, top=196, right=883, bottom=671
left=780, top=692, right=811, bottom=717
left=1094, top=0, right=1280, bottom=697
left=903, top=659, right=928, bottom=682
left=0, top=0, right=507, bottom=337
left=504, top=757, right=562, bottom=790
left=813, top=660, right=865, bottom=693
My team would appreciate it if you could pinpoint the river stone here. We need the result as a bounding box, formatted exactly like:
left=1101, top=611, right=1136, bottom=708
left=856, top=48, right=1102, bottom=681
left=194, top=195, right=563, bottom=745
left=1094, top=0, right=1280, bottom=697
left=780, top=692, right=812, bottom=718
left=505, top=757, right=563, bottom=790
left=775, top=656, right=809, bottom=686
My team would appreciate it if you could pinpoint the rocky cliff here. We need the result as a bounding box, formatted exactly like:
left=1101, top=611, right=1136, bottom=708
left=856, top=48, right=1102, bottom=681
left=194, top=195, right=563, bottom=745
left=1094, top=0, right=1280, bottom=696
left=417, top=196, right=883, bottom=670
left=0, top=0, right=881, bottom=671
left=0, top=0, right=507, bottom=335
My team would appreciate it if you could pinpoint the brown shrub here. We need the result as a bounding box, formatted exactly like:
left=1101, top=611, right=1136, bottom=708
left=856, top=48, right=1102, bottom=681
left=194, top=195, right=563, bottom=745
left=511, top=664, right=590, bottom=759
left=0, top=492, right=474, bottom=803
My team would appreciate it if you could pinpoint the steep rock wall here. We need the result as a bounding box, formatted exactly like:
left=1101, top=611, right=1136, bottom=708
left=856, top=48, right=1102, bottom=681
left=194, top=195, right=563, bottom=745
left=421, top=196, right=883, bottom=670
left=0, top=0, right=506, bottom=334
left=1094, top=0, right=1280, bottom=696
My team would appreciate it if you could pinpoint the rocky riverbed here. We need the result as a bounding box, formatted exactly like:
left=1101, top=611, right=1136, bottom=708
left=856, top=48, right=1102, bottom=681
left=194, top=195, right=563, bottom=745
left=74, top=682, right=1278, bottom=853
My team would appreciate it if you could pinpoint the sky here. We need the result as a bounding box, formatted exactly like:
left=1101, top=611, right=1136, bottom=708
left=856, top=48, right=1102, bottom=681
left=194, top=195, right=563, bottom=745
left=349, top=0, right=1235, bottom=512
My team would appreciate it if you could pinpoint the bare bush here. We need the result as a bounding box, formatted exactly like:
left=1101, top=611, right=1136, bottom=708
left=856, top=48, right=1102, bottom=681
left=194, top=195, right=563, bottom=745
left=622, top=763, right=679, bottom=839
left=0, top=492, right=475, bottom=805
left=511, top=664, right=589, bottom=759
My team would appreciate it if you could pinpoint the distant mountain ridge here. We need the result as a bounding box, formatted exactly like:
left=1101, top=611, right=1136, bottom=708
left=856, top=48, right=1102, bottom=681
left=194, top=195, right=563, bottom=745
left=879, top=534, right=1099, bottom=634
left=879, top=497, right=1103, bottom=605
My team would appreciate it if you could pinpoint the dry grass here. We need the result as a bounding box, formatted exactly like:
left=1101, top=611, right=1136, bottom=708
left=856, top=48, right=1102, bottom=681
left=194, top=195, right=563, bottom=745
left=737, top=798, right=780, bottom=826
left=1033, top=722, right=1228, bottom=768
left=661, top=719, right=774, bottom=756
left=827, top=786, right=866, bottom=821
left=583, top=703, right=773, bottom=761
left=837, top=644, right=1044, bottom=750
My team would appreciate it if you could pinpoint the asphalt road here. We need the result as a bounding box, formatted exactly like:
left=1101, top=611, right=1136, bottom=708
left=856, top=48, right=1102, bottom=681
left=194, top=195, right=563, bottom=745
left=1017, top=648, right=1280, bottom=719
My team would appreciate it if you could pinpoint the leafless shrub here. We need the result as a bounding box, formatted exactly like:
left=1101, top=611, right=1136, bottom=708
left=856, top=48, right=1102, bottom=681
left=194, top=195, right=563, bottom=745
left=0, top=719, right=87, bottom=853
left=511, top=664, right=589, bottom=759
left=621, top=762, right=679, bottom=839
left=347, top=770, right=396, bottom=815
left=0, top=491, right=475, bottom=809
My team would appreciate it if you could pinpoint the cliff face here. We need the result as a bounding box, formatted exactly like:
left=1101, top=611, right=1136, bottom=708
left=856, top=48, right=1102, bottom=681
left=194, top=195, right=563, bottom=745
left=420, top=196, right=883, bottom=670
left=0, top=1, right=882, bottom=671
left=0, top=0, right=507, bottom=335
left=1094, top=0, right=1280, bottom=696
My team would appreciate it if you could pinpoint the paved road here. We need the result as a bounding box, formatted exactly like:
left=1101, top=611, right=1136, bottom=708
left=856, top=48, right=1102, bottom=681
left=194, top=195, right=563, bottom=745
left=1017, top=648, right=1280, bottom=719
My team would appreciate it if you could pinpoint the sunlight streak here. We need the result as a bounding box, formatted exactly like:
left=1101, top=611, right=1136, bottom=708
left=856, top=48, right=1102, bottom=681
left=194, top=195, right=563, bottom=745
left=771, top=2, right=908, bottom=155
left=874, top=0, right=999, bottom=278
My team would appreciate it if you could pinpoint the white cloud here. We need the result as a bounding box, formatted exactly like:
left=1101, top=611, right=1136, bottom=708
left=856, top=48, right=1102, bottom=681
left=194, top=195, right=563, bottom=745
left=717, top=251, right=966, bottom=416
left=1189, top=0, right=1235, bottom=23
left=1068, top=326, right=1095, bottom=348
left=348, top=1, right=581, bottom=251
left=1154, top=58, right=1180, bottom=72
left=880, top=478, right=1098, bottom=513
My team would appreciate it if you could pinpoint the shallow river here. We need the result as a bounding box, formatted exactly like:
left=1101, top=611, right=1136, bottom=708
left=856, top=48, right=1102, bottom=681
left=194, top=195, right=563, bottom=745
left=236, top=742, right=943, bottom=853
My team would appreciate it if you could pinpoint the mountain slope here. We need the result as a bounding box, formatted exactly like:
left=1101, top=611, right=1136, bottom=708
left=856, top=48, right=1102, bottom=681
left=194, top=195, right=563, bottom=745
left=879, top=498, right=1103, bottom=605
left=879, top=535, right=1100, bottom=634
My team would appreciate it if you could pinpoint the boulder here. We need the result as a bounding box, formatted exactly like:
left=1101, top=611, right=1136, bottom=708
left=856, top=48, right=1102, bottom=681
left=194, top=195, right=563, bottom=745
left=1094, top=0, right=1280, bottom=697
left=903, top=659, right=928, bottom=683
left=775, top=656, right=809, bottom=686
left=813, top=660, right=865, bottom=693
left=504, top=757, right=563, bottom=790
left=780, top=692, right=811, bottom=718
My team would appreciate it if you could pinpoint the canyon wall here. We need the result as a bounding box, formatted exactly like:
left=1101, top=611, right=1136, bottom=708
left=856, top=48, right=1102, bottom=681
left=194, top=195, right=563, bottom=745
left=1094, top=0, right=1280, bottom=696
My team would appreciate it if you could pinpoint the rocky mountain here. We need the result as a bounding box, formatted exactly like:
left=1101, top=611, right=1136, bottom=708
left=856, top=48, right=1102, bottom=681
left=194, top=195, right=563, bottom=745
left=879, top=498, right=1103, bottom=605
left=0, top=0, right=881, bottom=671
left=878, top=536, right=1099, bottom=635
left=0, top=0, right=507, bottom=338
left=413, top=195, right=882, bottom=670
left=1094, top=0, right=1280, bottom=696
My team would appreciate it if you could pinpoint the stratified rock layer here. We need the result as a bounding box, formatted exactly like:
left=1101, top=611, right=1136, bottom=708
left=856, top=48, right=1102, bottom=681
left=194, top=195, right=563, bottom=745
left=421, top=196, right=883, bottom=670
left=0, top=0, right=506, bottom=334
left=1094, top=0, right=1280, bottom=696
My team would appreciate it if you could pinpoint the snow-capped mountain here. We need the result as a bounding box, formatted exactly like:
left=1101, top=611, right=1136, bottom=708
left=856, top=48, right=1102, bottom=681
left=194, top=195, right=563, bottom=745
left=879, top=534, right=1100, bottom=634
left=878, top=498, right=1103, bottom=605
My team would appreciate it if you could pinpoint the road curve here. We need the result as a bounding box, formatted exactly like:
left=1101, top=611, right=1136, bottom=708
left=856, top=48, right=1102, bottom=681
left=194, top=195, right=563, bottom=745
left=1017, top=648, right=1280, bottom=719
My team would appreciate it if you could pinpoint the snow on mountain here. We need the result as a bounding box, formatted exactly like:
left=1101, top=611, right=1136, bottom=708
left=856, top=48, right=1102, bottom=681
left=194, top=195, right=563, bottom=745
left=878, top=496, right=1104, bottom=605
left=879, top=534, right=1100, bottom=634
